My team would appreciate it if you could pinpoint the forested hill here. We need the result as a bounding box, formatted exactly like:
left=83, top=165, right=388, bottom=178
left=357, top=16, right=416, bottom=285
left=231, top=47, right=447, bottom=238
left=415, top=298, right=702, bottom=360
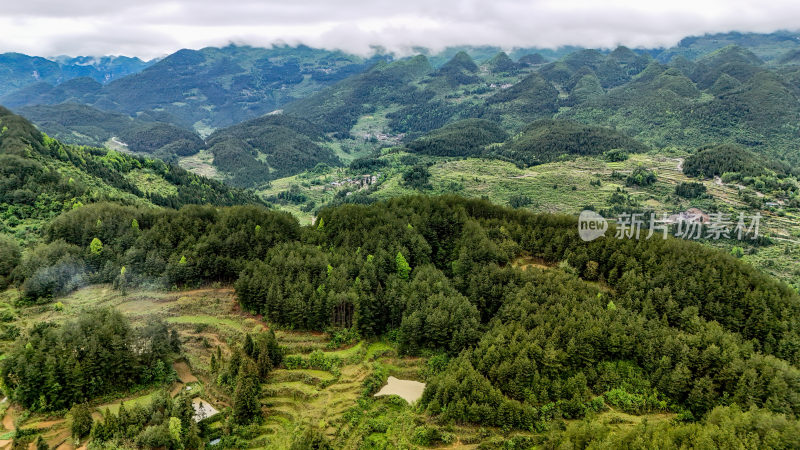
left=204, top=114, right=340, bottom=187
left=4, top=194, right=799, bottom=446
left=14, top=103, right=204, bottom=161
left=282, top=42, right=800, bottom=164
left=0, top=106, right=260, bottom=241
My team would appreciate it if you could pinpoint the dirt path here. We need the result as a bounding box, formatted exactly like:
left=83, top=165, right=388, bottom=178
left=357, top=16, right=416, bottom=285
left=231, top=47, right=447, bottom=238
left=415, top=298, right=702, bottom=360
left=27, top=419, right=63, bottom=429
left=512, top=256, right=553, bottom=271
left=0, top=405, right=16, bottom=450
left=676, top=157, right=684, bottom=173
left=171, top=383, right=185, bottom=397
left=173, top=361, right=199, bottom=384
left=2, top=405, right=16, bottom=431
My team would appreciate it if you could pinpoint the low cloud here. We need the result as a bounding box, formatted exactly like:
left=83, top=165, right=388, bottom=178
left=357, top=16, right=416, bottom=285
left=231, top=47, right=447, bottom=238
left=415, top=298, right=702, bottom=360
left=1, top=0, right=800, bottom=58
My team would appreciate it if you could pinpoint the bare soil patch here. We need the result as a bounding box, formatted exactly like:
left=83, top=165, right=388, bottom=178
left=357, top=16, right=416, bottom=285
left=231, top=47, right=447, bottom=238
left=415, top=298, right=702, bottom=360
left=173, top=361, right=198, bottom=384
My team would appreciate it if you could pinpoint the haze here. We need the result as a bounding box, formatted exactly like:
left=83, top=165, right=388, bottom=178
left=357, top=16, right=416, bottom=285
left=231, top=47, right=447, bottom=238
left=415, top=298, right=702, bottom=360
left=2, top=0, right=800, bottom=58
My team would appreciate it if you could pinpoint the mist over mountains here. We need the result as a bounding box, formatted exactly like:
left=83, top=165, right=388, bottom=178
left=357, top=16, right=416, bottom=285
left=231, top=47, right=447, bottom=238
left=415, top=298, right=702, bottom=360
left=3, top=30, right=800, bottom=188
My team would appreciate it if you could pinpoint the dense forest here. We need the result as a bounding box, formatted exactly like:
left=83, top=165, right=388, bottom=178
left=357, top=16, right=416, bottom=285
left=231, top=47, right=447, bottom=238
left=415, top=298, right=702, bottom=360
left=403, top=117, right=650, bottom=168
left=494, top=119, right=649, bottom=167
left=4, top=194, right=798, bottom=440
left=406, top=119, right=508, bottom=157
left=1, top=307, right=179, bottom=411
left=205, top=114, right=339, bottom=187
left=683, top=143, right=791, bottom=178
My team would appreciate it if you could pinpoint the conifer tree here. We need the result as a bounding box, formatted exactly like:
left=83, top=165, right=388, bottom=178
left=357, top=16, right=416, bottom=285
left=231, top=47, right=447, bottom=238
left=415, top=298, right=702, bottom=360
left=89, top=238, right=103, bottom=255
left=243, top=334, right=255, bottom=357
left=396, top=251, right=411, bottom=279
left=232, top=359, right=261, bottom=424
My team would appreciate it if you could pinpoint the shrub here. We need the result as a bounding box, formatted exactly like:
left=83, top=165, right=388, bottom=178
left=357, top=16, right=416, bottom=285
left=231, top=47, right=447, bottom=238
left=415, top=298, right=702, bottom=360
left=603, top=149, right=629, bottom=162
left=675, top=182, right=707, bottom=198
left=625, top=167, right=657, bottom=187
left=509, top=194, right=533, bottom=208
left=361, top=363, right=388, bottom=398
left=603, top=389, right=667, bottom=415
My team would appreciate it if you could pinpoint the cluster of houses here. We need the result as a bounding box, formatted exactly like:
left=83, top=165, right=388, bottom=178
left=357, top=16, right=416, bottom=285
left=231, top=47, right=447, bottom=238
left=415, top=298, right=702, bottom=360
left=666, top=207, right=710, bottom=224
left=329, top=173, right=379, bottom=189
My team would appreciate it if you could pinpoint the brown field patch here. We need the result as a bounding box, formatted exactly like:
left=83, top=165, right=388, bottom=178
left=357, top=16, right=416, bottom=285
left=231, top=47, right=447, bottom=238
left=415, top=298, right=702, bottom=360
left=173, top=361, right=198, bottom=384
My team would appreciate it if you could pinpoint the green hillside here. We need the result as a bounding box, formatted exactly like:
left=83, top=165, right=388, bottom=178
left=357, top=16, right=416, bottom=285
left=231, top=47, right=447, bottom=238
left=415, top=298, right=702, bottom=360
left=406, top=118, right=507, bottom=157
left=16, top=103, right=204, bottom=160
left=16, top=103, right=134, bottom=146
left=205, top=114, right=340, bottom=187
left=3, top=45, right=386, bottom=133
left=14, top=37, right=800, bottom=184
left=496, top=119, right=649, bottom=166
left=683, top=143, right=790, bottom=178
left=559, top=55, right=800, bottom=164
left=0, top=106, right=260, bottom=242
left=284, top=55, right=434, bottom=134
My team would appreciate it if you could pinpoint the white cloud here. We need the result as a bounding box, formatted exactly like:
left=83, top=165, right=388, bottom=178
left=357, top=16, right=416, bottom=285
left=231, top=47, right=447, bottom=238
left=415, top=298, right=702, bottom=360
left=0, top=0, right=799, bottom=58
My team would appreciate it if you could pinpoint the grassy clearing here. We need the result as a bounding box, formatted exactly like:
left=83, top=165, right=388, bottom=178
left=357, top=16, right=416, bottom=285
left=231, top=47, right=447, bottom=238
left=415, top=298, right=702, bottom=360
left=324, top=139, right=379, bottom=165
left=124, top=168, right=179, bottom=197
left=511, top=255, right=554, bottom=271
left=365, top=341, right=395, bottom=361
left=269, top=369, right=337, bottom=385
left=178, top=149, right=222, bottom=180
left=166, top=315, right=248, bottom=331
left=100, top=390, right=159, bottom=415
left=323, top=341, right=364, bottom=360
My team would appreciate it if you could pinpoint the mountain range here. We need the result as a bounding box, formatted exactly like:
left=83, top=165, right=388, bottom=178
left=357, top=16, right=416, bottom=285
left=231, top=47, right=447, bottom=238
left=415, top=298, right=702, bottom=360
left=0, top=53, right=151, bottom=97
left=2, top=32, right=799, bottom=188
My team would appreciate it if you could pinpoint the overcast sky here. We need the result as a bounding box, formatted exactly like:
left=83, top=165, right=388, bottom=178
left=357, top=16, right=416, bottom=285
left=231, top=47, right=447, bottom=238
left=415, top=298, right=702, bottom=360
left=2, top=0, right=800, bottom=59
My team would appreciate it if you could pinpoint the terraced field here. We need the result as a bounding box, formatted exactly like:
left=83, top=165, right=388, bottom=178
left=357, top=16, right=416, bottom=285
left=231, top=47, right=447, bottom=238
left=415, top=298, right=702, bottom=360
left=0, top=286, right=431, bottom=449
left=256, top=340, right=410, bottom=447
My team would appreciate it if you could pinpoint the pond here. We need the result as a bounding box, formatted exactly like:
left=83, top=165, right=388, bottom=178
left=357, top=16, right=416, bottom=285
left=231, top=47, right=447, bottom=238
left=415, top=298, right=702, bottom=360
left=374, top=376, right=426, bottom=404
